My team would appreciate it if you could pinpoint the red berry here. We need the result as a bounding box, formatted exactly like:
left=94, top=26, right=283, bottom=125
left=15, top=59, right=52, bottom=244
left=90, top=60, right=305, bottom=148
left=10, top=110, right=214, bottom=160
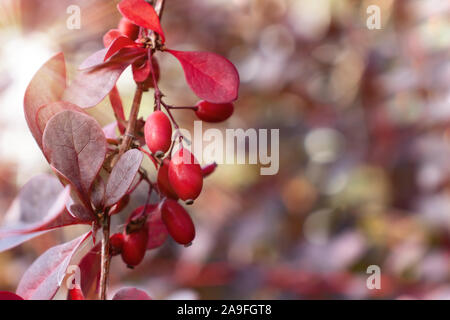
left=144, top=111, right=172, bottom=157
left=161, top=199, right=195, bottom=245
left=110, top=233, right=125, bottom=256
left=146, top=208, right=169, bottom=250
left=118, top=18, right=139, bottom=40
left=195, top=101, right=234, bottom=123
left=169, top=148, right=203, bottom=203
left=68, top=287, right=85, bottom=300
left=121, top=228, right=148, bottom=267
left=157, top=159, right=179, bottom=199
left=133, top=58, right=160, bottom=91
left=202, top=162, right=217, bottom=178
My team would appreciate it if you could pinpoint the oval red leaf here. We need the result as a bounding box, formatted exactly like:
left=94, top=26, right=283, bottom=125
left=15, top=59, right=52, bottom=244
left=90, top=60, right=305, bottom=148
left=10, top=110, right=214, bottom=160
left=104, top=36, right=138, bottom=62
left=43, top=111, right=107, bottom=198
left=24, top=53, right=66, bottom=149
left=104, top=149, right=143, bottom=207
left=16, top=232, right=92, bottom=300
left=117, top=0, right=165, bottom=43
left=167, top=49, right=240, bottom=103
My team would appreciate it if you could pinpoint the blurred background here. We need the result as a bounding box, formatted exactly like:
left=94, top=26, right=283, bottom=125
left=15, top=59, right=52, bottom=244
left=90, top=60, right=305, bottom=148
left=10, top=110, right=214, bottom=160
left=1, top=0, right=450, bottom=299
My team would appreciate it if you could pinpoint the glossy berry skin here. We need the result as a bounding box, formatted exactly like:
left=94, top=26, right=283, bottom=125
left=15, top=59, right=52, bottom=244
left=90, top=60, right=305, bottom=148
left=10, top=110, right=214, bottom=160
left=161, top=199, right=195, bottom=245
left=158, top=159, right=179, bottom=200
left=144, top=111, right=172, bottom=156
left=202, top=162, right=217, bottom=178
left=168, top=148, right=203, bottom=202
left=118, top=18, right=140, bottom=40
left=133, top=57, right=160, bottom=91
left=68, top=288, right=85, bottom=300
left=121, top=228, right=148, bottom=267
left=195, top=101, right=234, bottom=123
left=110, top=233, right=125, bottom=256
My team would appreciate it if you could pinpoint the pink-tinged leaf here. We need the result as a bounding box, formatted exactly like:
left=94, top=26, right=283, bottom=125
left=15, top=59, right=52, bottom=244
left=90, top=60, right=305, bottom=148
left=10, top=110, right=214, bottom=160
left=108, top=86, right=126, bottom=134
left=79, top=48, right=108, bottom=70
left=103, top=122, right=119, bottom=140
left=118, top=0, right=165, bottom=43
left=167, top=49, right=240, bottom=103
left=104, top=149, right=143, bottom=207
left=104, top=36, right=137, bottom=62
left=0, top=231, right=49, bottom=253
left=91, top=177, right=105, bottom=210
left=64, top=47, right=146, bottom=108
left=103, top=29, right=123, bottom=48
left=16, top=232, right=92, bottom=300
left=35, top=101, right=85, bottom=138
left=43, top=110, right=107, bottom=198
left=146, top=208, right=168, bottom=250
left=24, top=53, right=66, bottom=149
left=0, top=175, right=89, bottom=252
left=77, top=243, right=101, bottom=297
left=112, top=287, right=152, bottom=300
left=0, top=291, right=24, bottom=300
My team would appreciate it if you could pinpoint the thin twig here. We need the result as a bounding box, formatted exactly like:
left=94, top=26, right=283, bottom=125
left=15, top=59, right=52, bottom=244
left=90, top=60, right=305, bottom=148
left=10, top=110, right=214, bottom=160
left=99, top=213, right=111, bottom=300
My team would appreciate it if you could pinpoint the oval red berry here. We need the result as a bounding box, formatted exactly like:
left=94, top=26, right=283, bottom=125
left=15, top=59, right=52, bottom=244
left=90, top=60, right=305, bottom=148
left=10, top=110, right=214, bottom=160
left=158, top=159, right=179, bottom=199
left=144, top=111, right=172, bottom=156
left=195, top=101, right=234, bottom=123
left=168, top=148, right=203, bottom=202
left=121, top=228, right=148, bottom=267
left=110, top=233, right=125, bottom=256
left=161, top=199, right=195, bottom=245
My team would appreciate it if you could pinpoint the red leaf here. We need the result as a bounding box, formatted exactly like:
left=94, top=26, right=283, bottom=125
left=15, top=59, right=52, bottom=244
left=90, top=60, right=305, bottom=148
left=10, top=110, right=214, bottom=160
left=132, top=57, right=152, bottom=83
left=24, top=53, right=66, bottom=149
left=43, top=111, right=107, bottom=198
left=65, top=47, right=146, bottom=108
left=0, top=175, right=89, bottom=252
left=103, top=29, right=123, bottom=48
left=112, top=287, right=152, bottom=300
left=108, top=86, right=126, bottom=134
left=104, top=36, right=137, bottom=62
left=0, top=291, right=24, bottom=300
left=79, top=49, right=108, bottom=70
left=77, top=243, right=101, bottom=297
left=16, top=232, right=92, bottom=300
left=167, top=50, right=240, bottom=103
left=104, top=149, right=143, bottom=207
left=35, top=101, right=85, bottom=138
left=117, top=0, right=165, bottom=43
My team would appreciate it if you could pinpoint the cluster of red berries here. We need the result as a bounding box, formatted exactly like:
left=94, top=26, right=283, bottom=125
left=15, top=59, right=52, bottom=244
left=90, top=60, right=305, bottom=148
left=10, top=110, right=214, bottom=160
left=104, top=19, right=234, bottom=269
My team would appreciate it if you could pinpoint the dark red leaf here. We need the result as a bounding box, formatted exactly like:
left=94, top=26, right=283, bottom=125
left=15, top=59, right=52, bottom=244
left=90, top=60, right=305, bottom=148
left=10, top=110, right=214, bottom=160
left=90, top=177, right=106, bottom=210
left=43, top=110, right=107, bottom=198
left=104, top=149, right=143, bottom=207
left=16, top=232, right=92, bottom=300
left=112, top=287, right=152, bottom=300
left=104, top=36, right=137, bottom=62
left=108, top=86, right=126, bottom=134
left=0, top=291, right=24, bottom=300
left=77, top=243, right=101, bottom=297
left=117, top=0, right=165, bottom=43
left=65, top=47, right=146, bottom=108
left=167, top=49, right=240, bottom=103
left=24, top=53, right=66, bottom=149
left=35, top=101, right=85, bottom=138
left=103, top=29, right=123, bottom=48
left=132, top=57, right=152, bottom=83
